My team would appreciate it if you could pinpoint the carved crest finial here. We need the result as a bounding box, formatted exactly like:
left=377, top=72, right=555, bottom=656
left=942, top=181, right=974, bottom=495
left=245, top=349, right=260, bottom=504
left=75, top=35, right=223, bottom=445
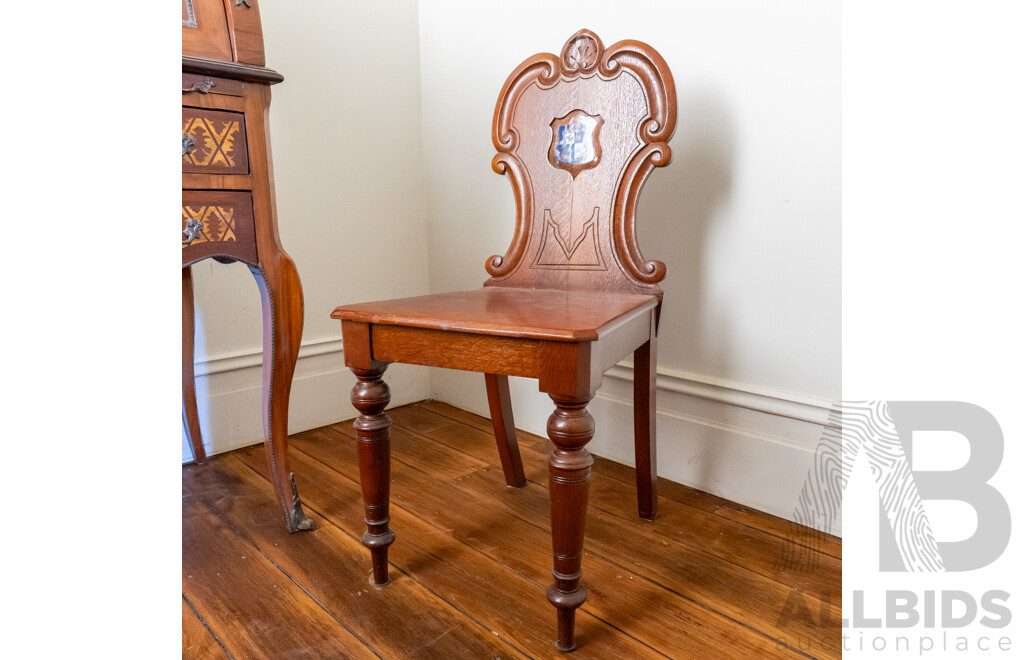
left=561, top=30, right=603, bottom=74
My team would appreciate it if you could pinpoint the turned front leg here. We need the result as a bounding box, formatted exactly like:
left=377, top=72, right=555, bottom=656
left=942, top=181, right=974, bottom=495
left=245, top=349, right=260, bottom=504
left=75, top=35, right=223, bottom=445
left=546, top=394, right=595, bottom=652
left=351, top=363, right=395, bottom=587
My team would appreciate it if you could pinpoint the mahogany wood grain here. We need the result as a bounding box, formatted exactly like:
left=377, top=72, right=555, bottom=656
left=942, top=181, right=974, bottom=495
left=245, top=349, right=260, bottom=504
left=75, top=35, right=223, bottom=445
left=245, top=79, right=310, bottom=532
left=369, top=325, right=547, bottom=375
left=333, top=287, right=657, bottom=341
left=545, top=395, right=596, bottom=652
left=331, top=29, right=677, bottom=650
left=181, top=87, right=247, bottom=114
left=339, top=320, right=373, bottom=370
left=632, top=312, right=658, bottom=519
left=225, top=0, right=265, bottom=66
left=182, top=10, right=310, bottom=533
left=182, top=0, right=232, bottom=62
left=181, top=267, right=206, bottom=464
left=181, top=174, right=253, bottom=192
left=485, top=373, right=526, bottom=487
left=248, top=252, right=312, bottom=533
left=182, top=0, right=266, bottom=66
left=183, top=55, right=283, bottom=85
left=350, top=364, right=395, bottom=586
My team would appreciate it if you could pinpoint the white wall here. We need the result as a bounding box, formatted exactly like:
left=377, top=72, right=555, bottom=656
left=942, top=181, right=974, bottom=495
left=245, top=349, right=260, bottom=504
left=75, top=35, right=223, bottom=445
left=184, top=0, right=841, bottom=533
left=417, top=0, right=841, bottom=531
left=182, top=0, right=431, bottom=460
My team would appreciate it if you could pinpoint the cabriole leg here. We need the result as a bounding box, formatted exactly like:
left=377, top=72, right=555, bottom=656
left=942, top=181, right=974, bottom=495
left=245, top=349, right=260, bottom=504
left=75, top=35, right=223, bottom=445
left=182, top=266, right=207, bottom=464
left=250, top=259, right=313, bottom=533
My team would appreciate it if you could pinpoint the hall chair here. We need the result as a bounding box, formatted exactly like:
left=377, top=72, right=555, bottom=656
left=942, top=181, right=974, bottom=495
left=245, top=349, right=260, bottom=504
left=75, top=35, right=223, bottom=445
left=331, top=29, right=676, bottom=652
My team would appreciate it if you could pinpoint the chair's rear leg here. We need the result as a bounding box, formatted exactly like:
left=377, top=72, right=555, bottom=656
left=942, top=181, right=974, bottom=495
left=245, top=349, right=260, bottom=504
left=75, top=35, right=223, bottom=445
left=633, top=327, right=658, bottom=520
left=485, top=373, right=526, bottom=487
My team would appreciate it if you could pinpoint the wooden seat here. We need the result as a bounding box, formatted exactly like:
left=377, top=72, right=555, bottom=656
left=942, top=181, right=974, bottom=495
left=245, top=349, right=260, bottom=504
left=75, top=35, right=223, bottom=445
left=332, top=29, right=675, bottom=652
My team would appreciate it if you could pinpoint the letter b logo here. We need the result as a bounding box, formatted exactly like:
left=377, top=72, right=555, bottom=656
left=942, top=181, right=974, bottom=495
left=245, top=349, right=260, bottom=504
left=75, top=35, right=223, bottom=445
left=882, top=402, right=1010, bottom=571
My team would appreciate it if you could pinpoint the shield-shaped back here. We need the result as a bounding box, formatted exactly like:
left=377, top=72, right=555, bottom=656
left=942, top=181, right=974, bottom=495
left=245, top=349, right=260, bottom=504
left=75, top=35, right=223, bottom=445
left=486, top=29, right=676, bottom=298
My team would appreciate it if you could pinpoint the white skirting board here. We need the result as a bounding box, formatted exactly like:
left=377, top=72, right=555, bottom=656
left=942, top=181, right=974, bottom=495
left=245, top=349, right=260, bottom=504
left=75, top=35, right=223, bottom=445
left=180, top=337, right=430, bottom=463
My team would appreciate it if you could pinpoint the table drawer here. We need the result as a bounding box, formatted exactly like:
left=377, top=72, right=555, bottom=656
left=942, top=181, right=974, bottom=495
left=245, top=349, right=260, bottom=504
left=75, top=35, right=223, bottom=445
left=182, top=72, right=244, bottom=96
left=182, top=191, right=258, bottom=267
left=182, top=106, right=249, bottom=175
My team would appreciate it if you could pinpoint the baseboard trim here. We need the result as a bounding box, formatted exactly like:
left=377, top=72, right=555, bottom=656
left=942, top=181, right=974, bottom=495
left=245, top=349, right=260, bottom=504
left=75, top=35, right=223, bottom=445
left=594, top=388, right=816, bottom=454
left=195, top=342, right=836, bottom=429
left=193, top=336, right=343, bottom=377
left=605, top=361, right=836, bottom=428
left=184, top=336, right=429, bottom=462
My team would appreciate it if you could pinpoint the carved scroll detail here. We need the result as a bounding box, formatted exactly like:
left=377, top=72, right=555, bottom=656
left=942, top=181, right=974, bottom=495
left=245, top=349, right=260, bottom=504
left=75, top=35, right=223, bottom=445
left=600, top=39, right=675, bottom=284
left=487, top=29, right=676, bottom=288
left=611, top=144, right=670, bottom=283
left=486, top=153, right=533, bottom=277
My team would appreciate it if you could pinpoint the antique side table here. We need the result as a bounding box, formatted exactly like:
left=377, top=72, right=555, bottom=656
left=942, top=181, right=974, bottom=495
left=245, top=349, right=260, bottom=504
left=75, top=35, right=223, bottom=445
left=182, top=0, right=311, bottom=532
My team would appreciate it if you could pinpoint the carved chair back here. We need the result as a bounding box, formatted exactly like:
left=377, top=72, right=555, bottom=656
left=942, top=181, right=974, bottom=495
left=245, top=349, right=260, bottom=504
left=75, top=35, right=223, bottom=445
left=484, top=29, right=676, bottom=301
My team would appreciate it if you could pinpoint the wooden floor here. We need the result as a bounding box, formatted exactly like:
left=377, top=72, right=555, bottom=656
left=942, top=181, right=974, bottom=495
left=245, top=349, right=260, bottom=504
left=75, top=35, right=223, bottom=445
left=183, top=400, right=841, bottom=659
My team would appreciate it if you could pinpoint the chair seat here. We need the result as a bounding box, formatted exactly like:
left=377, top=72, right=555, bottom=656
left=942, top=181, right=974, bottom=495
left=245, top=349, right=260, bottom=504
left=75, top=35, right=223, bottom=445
left=331, top=287, right=658, bottom=342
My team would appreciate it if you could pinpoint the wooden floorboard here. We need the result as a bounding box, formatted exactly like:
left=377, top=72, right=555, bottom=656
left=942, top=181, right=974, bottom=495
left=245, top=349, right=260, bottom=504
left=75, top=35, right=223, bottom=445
left=290, top=429, right=783, bottom=658
left=187, top=453, right=525, bottom=659
left=183, top=400, right=841, bottom=659
left=419, top=400, right=843, bottom=561
left=182, top=597, right=232, bottom=660
left=399, top=403, right=843, bottom=587
left=183, top=482, right=378, bottom=658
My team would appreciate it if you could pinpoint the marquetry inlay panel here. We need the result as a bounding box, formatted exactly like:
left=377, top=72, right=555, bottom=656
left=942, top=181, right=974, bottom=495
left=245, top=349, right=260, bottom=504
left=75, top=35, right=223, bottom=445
left=183, top=203, right=239, bottom=244
left=181, top=191, right=258, bottom=266
left=182, top=107, right=250, bottom=175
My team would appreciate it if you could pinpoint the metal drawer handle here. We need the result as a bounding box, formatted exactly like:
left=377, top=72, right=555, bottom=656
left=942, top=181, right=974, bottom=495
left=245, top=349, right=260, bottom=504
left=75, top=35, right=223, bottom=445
left=183, top=218, right=204, bottom=246
left=182, top=132, right=197, bottom=157
left=183, top=77, right=216, bottom=94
